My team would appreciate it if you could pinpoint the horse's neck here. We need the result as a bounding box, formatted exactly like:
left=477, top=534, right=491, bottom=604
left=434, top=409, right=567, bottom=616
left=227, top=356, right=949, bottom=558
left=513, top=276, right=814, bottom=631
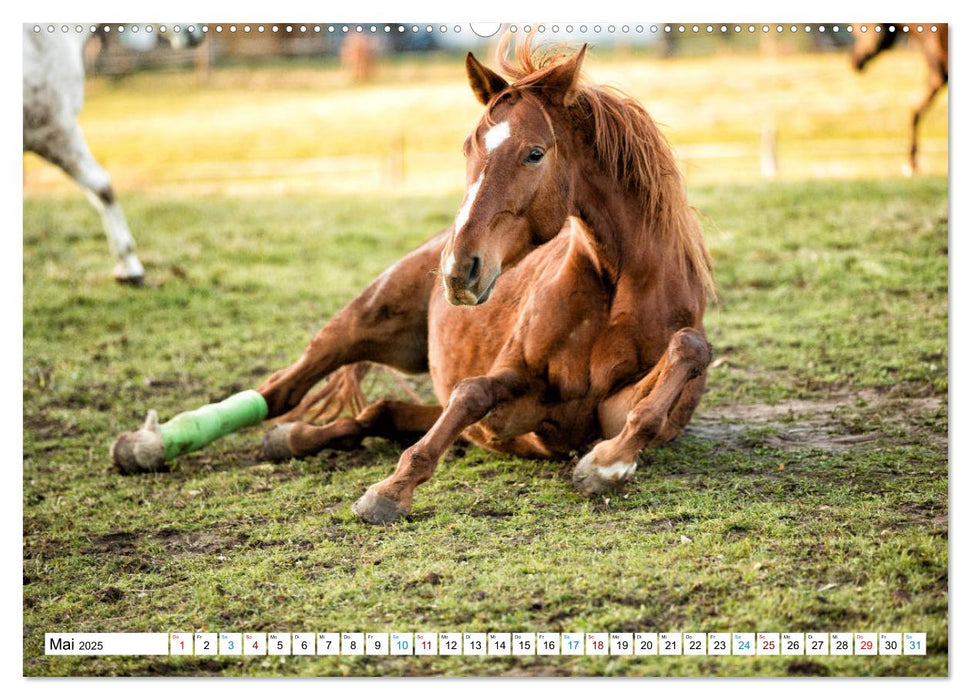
left=572, top=171, right=664, bottom=280
left=571, top=172, right=707, bottom=324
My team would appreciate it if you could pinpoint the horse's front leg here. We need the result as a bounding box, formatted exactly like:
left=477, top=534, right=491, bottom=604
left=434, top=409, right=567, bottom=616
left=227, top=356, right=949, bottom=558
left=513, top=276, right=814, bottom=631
left=352, top=370, right=526, bottom=525
left=573, top=327, right=711, bottom=496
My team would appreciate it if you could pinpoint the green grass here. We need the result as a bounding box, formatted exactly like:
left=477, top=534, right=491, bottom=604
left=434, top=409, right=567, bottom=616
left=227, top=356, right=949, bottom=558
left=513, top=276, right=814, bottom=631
left=22, top=178, right=947, bottom=676
left=699, top=178, right=948, bottom=403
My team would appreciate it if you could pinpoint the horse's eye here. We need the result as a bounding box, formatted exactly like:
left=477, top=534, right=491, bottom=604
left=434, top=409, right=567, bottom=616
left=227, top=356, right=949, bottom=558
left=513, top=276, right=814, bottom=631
left=524, top=147, right=545, bottom=164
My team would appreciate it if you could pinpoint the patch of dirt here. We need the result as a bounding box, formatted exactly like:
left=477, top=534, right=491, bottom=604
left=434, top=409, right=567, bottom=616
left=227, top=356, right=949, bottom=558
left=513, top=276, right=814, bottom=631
left=404, top=571, right=444, bottom=589
left=690, top=390, right=945, bottom=452
left=786, top=659, right=831, bottom=676
left=23, top=412, right=85, bottom=443
left=470, top=506, right=514, bottom=518
left=156, top=530, right=249, bottom=557
left=83, top=531, right=138, bottom=555
left=720, top=523, right=755, bottom=541
left=879, top=500, right=949, bottom=534
left=81, top=526, right=256, bottom=560
left=642, top=515, right=695, bottom=533
left=93, top=586, right=125, bottom=603
left=249, top=538, right=314, bottom=551
left=701, top=390, right=943, bottom=422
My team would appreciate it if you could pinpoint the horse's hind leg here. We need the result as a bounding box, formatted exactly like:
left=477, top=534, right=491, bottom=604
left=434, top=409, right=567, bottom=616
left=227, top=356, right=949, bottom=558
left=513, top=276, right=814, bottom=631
left=263, top=400, right=442, bottom=460
left=29, top=122, right=144, bottom=284
left=257, top=232, right=447, bottom=419
left=111, top=231, right=446, bottom=474
left=573, top=327, right=711, bottom=496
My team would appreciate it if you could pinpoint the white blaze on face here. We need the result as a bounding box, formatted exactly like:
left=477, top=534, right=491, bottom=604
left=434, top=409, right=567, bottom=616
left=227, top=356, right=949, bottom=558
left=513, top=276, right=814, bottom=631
left=454, top=172, right=483, bottom=235
left=484, top=121, right=511, bottom=152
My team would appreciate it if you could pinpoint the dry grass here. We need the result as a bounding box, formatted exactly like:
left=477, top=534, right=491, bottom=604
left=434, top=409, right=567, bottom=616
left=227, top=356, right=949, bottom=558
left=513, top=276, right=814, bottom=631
left=23, top=48, right=947, bottom=198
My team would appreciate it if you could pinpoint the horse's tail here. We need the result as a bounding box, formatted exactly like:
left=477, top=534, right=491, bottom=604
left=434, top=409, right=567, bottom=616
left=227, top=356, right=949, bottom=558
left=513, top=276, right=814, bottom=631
left=274, top=362, right=424, bottom=425
left=273, top=362, right=371, bottom=424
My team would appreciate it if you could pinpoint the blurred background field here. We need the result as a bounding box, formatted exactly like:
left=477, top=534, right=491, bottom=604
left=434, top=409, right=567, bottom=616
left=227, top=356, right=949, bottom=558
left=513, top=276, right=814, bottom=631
left=22, top=25, right=948, bottom=199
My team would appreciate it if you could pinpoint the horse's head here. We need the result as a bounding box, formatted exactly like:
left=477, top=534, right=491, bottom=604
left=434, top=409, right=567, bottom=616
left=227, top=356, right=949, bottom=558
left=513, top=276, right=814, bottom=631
left=440, top=46, right=586, bottom=306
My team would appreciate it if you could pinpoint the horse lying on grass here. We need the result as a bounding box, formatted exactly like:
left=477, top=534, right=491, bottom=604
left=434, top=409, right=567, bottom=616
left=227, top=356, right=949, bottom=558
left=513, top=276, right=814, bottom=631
left=112, top=39, right=715, bottom=525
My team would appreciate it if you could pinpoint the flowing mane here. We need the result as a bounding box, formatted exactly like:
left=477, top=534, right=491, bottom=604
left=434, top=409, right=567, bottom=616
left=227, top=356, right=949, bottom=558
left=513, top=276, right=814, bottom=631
left=495, top=35, right=716, bottom=301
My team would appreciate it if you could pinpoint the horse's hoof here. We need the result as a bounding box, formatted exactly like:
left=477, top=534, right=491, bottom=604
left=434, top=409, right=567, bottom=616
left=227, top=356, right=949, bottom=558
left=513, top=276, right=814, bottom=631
left=572, top=451, right=636, bottom=497
left=262, top=423, right=295, bottom=462
left=351, top=488, right=409, bottom=525
left=110, top=410, right=167, bottom=474
left=113, top=256, right=145, bottom=286
left=114, top=275, right=145, bottom=287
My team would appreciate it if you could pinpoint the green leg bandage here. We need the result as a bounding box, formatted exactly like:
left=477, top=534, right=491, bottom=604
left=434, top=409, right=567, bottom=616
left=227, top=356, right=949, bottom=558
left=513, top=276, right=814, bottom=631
left=160, top=390, right=268, bottom=460
left=111, top=390, right=269, bottom=473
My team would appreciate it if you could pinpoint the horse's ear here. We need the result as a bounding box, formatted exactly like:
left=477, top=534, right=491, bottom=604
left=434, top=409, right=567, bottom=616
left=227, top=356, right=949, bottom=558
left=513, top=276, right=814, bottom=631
left=466, top=52, right=509, bottom=105
left=543, top=44, right=587, bottom=106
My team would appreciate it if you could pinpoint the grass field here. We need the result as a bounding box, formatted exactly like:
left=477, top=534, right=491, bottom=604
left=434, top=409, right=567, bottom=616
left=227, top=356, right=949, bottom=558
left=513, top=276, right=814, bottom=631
left=22, top=48, right=947, bottom=677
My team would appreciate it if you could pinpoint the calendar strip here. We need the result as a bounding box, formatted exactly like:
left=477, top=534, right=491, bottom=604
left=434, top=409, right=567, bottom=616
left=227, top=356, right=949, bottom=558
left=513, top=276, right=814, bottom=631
left=46, top=632, right=926, bottom=656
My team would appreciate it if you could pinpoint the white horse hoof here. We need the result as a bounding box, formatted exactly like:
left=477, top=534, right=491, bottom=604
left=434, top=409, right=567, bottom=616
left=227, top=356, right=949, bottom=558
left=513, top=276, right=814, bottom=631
left=572, top=450, right=637, bottom=496
left=352, top=488, right=409, bottom=525
left=113, top=255, right=145, bottom=286
left=262, top=423, right=295, bottom=462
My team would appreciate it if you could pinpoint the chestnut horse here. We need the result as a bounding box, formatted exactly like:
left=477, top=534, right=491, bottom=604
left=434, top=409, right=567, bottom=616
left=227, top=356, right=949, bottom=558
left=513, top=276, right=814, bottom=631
left=851, top=24, right=948, bottom=174
left=257, top=39, right=715, bottom=524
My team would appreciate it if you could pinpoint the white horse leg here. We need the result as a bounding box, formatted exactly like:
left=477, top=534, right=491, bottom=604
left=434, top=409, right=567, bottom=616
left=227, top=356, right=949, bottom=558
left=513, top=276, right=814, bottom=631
left=24, top=30, right=143, bottom=284
left=64, top=129, right=144, bottom=284
left=37, top=119, right=145, bottom=284
left=81, top=188, right=144, bottom=284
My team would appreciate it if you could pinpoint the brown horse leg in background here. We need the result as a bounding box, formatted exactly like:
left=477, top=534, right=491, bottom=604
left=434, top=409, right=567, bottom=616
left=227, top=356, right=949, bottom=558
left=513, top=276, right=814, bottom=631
left=852, top=24, right=948, bottom=174
left=909, top=26, right=948, bottom=174
left=256, top=232, right=447, bottom=457
left=909, top=60, right=947, bottom=175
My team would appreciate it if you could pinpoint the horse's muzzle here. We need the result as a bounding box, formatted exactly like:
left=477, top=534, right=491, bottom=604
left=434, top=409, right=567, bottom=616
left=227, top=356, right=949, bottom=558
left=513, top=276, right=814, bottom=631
left=443, top=258, right=499, bottom=306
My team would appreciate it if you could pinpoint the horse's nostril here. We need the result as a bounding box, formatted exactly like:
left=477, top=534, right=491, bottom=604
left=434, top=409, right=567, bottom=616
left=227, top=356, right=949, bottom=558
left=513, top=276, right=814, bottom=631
left=467, top=256, right=482, bottom=287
